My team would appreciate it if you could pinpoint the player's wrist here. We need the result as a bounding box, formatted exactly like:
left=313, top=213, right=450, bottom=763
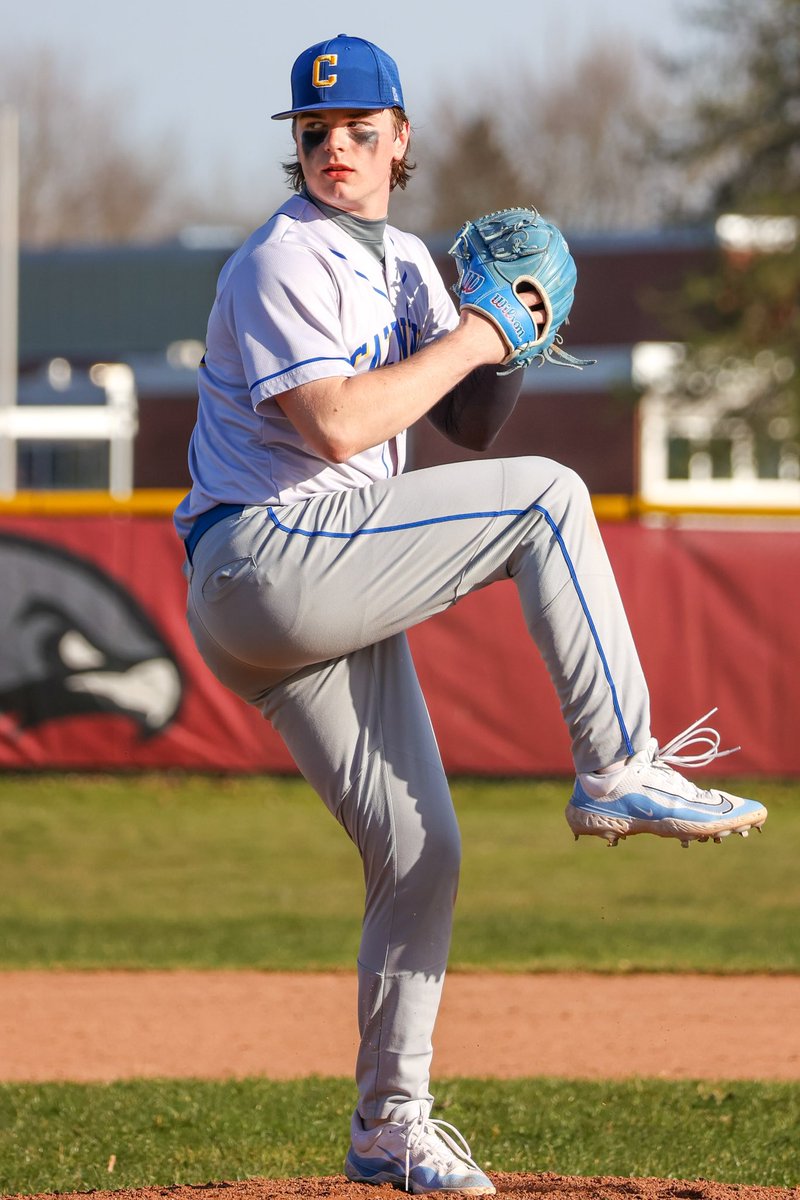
left=455, top=309, right=509, bottom=368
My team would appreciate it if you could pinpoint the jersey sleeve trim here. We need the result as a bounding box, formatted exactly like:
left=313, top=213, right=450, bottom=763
left=249, top=355, right=354, bottom=392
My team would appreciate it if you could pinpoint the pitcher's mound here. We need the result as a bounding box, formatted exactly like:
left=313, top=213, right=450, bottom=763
left=9, top=1174, right=798, bottom=1200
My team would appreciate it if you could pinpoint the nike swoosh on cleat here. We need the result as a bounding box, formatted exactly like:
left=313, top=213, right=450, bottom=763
left=648, top=787, right=734, bottom=813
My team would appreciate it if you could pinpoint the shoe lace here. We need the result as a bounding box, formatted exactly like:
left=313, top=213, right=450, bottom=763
left=402, top=1113, right=481, bottom=1192
left=654, top=707, right=740, bottom=770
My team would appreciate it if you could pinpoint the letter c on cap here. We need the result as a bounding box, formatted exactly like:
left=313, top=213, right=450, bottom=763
left=312, top=54, right=338, bottom=88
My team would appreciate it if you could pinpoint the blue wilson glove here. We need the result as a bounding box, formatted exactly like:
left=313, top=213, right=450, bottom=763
left=448, top=206, right=594, bottom=372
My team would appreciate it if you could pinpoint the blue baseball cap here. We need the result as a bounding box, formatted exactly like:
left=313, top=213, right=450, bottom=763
left=271, top=34, right=404, bottom=120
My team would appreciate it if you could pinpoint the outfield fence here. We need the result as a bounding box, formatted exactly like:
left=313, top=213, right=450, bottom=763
left=1, top=491, right=798, bottom=775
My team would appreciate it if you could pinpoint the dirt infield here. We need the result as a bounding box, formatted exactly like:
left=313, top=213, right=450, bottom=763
left=7, top=1171, right=800, bottom=1200
left=3, top=970, right=799, bottom=1082
left=9, top=1171, right=800, bottom=1200
left=3, top=971, right=798, bottom=1200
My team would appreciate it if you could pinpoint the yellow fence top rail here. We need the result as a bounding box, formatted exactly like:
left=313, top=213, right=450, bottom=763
left=0, top=490, right=186, bottom=515
left=1, top=491, right=800, bottom=521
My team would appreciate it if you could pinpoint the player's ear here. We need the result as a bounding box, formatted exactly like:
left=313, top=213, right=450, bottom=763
left=392, top=119, right=410, bottom=161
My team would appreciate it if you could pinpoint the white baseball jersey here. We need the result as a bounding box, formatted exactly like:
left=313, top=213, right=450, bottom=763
left=174, top=194, right=459, bottom=539
left=177, top=193, right=656, bottom=1144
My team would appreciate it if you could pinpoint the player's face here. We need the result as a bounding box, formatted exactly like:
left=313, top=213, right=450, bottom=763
left=295, top=108, right=409, bottom=219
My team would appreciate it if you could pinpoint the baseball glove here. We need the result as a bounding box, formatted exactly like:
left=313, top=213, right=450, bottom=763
left=448, top=206, right=594, bottom=373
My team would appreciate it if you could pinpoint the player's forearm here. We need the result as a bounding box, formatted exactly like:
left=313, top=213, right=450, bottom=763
left=427, top=365, right=524, bottom=451
left=277, top=318, right=501, bottom=462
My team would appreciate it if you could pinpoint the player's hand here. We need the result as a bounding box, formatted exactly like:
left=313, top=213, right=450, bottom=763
left=459, top=285, right=546, bottom=366
left=517, top=282, right=547, bottom=325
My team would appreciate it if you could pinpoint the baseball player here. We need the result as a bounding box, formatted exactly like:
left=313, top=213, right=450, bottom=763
left=174, top=34, right=767, bottom=1195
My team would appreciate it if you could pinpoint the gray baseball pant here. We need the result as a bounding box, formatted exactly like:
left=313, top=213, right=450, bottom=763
left=184, top=455, right=651, bottom=1122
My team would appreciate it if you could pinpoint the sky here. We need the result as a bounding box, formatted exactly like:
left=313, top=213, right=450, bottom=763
left=3, top=0, right=690, bottom=218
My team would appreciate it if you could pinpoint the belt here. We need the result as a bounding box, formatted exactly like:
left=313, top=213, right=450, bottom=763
left=184, top=503, right=245, bottom=563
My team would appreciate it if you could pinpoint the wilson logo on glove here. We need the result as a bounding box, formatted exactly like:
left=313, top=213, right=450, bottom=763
left=449, top=206, right=596, bottom=373
left=490, top=293, right=526, bottom=339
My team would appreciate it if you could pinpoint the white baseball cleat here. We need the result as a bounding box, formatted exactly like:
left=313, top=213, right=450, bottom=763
left=566, top=710, right=768, bottom=847
left=344, top=1109, right=495, bottom=1194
